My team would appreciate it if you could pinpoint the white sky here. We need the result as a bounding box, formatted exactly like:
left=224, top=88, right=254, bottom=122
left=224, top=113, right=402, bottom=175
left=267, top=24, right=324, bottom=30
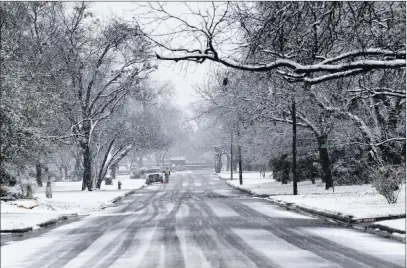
left=90, top=2, right=213, bottom=110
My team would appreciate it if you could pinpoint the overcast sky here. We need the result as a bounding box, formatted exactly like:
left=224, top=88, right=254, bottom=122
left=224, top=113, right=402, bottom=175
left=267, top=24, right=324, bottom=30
left=90, top=2, right=212, bottom=111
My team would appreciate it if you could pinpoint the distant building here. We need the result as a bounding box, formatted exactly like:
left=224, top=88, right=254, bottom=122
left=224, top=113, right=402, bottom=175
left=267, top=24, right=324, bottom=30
left=170, top=157, right=186, bottom=167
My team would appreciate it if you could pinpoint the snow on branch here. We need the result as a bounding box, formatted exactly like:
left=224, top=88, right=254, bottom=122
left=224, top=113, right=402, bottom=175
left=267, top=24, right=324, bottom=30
left=347, top=87, right=406, bottom=99
left=345, top=138, right=406, bottom=147
left=156, top=49, right=405, bottom=83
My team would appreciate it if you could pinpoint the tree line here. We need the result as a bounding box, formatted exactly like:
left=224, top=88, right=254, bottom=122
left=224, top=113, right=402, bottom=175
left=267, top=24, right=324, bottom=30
left=0, top=2, right=187, bottom=192
left=144, top=1, right=406, bottom=191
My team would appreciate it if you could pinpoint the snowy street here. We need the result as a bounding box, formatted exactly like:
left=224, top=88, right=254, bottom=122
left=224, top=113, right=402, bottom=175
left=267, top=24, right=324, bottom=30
left=1, top=171, right=405, bottom=268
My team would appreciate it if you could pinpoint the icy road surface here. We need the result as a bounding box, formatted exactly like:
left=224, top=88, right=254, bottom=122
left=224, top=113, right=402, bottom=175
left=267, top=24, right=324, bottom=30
left=1, top=171, right=405, bottom=268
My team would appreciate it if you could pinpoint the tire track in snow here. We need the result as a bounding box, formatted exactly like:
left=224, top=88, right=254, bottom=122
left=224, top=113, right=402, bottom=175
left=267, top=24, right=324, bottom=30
left=217, top=198, right=402, bottom=268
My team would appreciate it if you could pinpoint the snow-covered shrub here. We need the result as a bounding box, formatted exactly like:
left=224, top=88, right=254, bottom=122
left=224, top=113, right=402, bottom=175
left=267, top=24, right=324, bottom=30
left=332, top=158, right=372, bottom=185
left=0, top=185, right=9, bottom=197
left=16, top=170, right=38, bottom=199
left=330, top=146, right=375, bottom=185
left=0, top=165, right=17, bottom=186
left=270, top=153, right=320, bottom=184
left=372, top=164, right=405, bottom=204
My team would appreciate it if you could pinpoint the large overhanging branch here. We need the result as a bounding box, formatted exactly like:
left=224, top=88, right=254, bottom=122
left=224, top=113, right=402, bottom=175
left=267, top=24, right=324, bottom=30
left=156, top=49, right=406, bottom=84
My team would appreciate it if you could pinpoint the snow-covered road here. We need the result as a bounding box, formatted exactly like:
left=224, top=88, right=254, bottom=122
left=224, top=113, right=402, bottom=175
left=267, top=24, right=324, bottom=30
left=1, top=171, right=405, bottom=268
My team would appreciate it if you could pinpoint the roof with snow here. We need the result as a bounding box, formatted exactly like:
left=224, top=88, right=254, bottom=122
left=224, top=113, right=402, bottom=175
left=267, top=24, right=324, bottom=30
left=170, top=157, right=186, bottom=161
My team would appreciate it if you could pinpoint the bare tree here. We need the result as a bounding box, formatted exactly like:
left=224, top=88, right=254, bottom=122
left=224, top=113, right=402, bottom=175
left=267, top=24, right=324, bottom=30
left=141, top=2, right=405, bottom=84
left=52, top=3, right=155, bottom=190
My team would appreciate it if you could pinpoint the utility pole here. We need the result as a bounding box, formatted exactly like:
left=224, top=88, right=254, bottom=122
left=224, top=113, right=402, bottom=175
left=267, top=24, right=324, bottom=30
left=292, top=97, right=298, bottom=195
left=237, top=122, right=243, bottom=185
left=230, top=128, right=233, bottom=180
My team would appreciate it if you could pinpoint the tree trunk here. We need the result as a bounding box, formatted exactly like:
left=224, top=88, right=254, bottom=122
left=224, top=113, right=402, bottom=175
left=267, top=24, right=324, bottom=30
left=238, top=145, right=243, bottom=185
left=237, top=123, right=243, bottom=185
left=110, top=164, right=117, bottom=180
left=215, top=154, right=222, bottom=173
left=81, top=121, right=93, bottom=192
left=96, top=177, right=103, bottom=189
left=214, top=147, right=222, bottom=173
left=317, top=134, right=333, bottom=189
left=74, top=147, right=83, bottom=181
left=232, top=160, right=238, bottom=172
left=281, top=154, right=289, bottom=184
left=63, top=166, right=68, bottom=181
left=36, top=163, right=43, bottom=187
left=226, top=153, right=230, bottom=171
left=138, top=155, right=143, bottom=167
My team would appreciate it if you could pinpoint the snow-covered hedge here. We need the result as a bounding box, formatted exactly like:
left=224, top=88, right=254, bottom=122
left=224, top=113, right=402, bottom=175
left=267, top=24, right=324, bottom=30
left=372, top=164, right=406, bottom=204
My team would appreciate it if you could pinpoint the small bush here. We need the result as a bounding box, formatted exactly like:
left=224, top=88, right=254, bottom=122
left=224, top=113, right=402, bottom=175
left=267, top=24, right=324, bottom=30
left=372, top=164, right=406, bottom=204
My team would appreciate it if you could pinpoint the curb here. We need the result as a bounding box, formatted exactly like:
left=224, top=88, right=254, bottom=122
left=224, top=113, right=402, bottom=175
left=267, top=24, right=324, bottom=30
left=366, top=223, right=406, bottom=235
left=218, top=174, right=406, bottom=240
left=266, top=197, right=406, bottom=227
left=110, top=184, right=148, bottom=204
left=37, top=215, right=69, bottom=228
left=219, top=175, right=270, bottom=198
left=1, top=214, right=77, bottom=234
left=1, top=227, right=33, bottom=233
left=267, top=198, right=354, bottom=224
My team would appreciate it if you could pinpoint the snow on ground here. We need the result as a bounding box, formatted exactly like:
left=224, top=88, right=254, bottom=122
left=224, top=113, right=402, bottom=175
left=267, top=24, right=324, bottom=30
left=218, top=171, right=274, bottom=182
left=218, top=173, right=405, bottom=229
left=232, top=228, right=342, bottom=268
left=301, top=227, right=406, bottom=266
left=373, top=218, right=406, bottom=232
left=271, top=190, right=405, bottom=219
left=1, top=175, right=146, bottom=231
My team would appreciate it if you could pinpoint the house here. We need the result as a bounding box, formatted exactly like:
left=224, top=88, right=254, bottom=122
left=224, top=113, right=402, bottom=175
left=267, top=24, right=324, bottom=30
left=170, top=157, right=186, bottom=167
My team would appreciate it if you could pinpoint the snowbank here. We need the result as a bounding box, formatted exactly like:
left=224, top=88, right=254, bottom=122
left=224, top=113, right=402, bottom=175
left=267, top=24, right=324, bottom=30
left=1, top=175, right=146, bottom=231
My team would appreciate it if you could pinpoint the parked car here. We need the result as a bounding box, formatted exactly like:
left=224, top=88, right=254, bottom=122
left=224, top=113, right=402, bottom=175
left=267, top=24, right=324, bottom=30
left=143, top=168, right=163, bottom=184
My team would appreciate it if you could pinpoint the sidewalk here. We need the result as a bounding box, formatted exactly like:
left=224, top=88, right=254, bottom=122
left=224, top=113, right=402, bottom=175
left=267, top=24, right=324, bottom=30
left=217, top=172, right=405, bottom=240
left=1, top=175, right=146, bottom=233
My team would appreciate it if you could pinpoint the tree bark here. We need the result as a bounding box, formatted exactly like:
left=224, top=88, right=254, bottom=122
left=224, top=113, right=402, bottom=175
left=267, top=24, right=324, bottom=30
left=74, top=147, right=83, bottom=181
left=36, top=163, right=43, bottom=187
left=110, top=164, right=117, bottom=180
left=225, top=153, right=230, bottom=171
left=237, top=123, right=243, bottom=185
left=214, top=147, right=222, bottom=173
left=238, top=145, right=243, bottom=185
left=232, top=159, right=238, bottom=172
left=138, top=155, right=143, bottom=167
left=281, top=154, right=289, bottom=184
left=63, top=166, right=68, bottom=181
left=317, top=134, right=333, bottom=189
left=82, top=143, right=92, bottom=191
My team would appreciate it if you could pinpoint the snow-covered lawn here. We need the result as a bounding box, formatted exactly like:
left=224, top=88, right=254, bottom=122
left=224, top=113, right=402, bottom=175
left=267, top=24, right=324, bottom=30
left=218, top=171, right=274, bottom=183
left=1, top=175, right=146, bottom=231
left=374, top=218, right=406, bottom=232
left=218, top=173, right=405, bottom=231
